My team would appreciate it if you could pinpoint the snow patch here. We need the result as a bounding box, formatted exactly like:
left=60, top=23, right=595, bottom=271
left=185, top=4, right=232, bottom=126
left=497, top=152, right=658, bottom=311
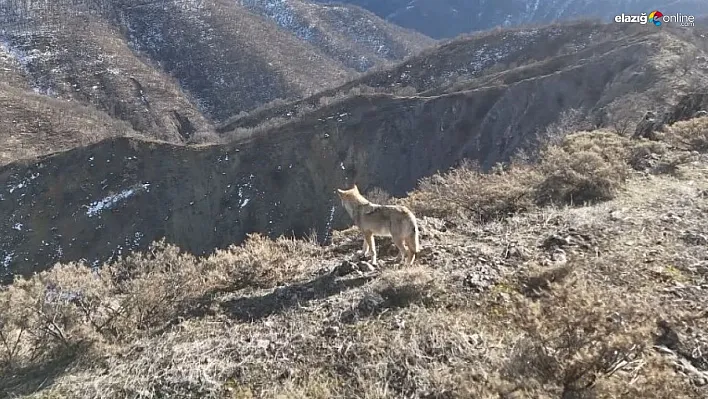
left=0, top=35, right=58, bottom=95
left=323, top=205, right=336, bottom=244
left=242, top=0, right=315, bottom=41
left=7, top=172, right=40, bottom=194
left=132, top=232, right=144, bottom=247
left=1, top=252, right=13, bottom=270
left=85, top=183, right=150, bottom=217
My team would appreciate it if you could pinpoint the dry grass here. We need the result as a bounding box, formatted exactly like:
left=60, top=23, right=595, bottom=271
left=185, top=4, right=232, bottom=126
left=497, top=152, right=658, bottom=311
left=0, top=83, right=141, bottom=166
left=3, top=119, right=708, bottom=397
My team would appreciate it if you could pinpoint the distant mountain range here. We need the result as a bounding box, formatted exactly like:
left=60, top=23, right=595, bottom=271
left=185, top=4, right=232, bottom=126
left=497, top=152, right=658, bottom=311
left=315, top=0, right=708, bottom=38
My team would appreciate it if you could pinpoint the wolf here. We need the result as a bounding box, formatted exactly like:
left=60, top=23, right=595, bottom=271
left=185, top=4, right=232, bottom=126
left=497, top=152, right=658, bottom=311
left=336, top=185, right=421, bottom=266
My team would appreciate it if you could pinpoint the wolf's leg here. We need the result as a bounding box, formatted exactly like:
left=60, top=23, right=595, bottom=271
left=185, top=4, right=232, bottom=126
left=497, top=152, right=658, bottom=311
left=365, top=232, right=377, bottom=264
left=393, top=237, right=407, bottom=266
left=362, top=234, right=370, bottom=256
left=406, top=250, right=416, bottom=266
left=404, top=236, right=417, bottom=266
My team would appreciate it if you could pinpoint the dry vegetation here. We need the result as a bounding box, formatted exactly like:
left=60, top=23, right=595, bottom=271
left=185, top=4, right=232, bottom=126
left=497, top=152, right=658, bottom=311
left=3, top=117, right=708, bottom=398
left=0, top=83, right=142, bottom=166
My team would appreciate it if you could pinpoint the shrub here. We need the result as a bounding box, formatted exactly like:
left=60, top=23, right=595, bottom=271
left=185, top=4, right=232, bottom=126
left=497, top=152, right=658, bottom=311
left=0, top=235, right=322, bottom=374
left=502, top=269, right=655, bottom=397
left=664, top=116, right=708, bottom=152
left=535, top=130, right=631, bottom=205
left=403, top=160, right=541, bottom=221
left=365, top=186, right=393, bottom=205
left=203, top=233, right=322, bottom=290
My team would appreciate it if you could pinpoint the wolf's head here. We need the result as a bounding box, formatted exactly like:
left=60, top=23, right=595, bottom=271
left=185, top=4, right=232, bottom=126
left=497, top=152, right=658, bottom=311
left=336, top=184, right=369, bottom=216
left=336, top=184, right=365, bottom=200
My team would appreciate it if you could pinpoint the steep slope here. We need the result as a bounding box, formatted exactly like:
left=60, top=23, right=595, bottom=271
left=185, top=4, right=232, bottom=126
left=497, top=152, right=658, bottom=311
left=1, top=17, right=215, bottom=145
left=317, top=0, right=708, bottom=39
left=238, top=0, right=435, bottom=72
left=1, top=23, right=706, bottom=281
left=219, top=20, right=629, bottom=131
left=0, top=83, right=140, bottom=166
left=0, top=0, right=435, bottom=166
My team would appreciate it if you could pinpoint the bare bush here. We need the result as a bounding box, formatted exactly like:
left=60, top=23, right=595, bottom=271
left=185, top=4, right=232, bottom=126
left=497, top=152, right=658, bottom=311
left=403, top=160, right=541, bottom=221
left=541, top=107, right=591, bottom=148
left=0, top=235, right=322, bottom=375
left=536, top=130, right=630, bottom=205
left=603, top=98, right=645, bottom=136
left=365, top=186, right=393, bottom=205
left=664, top=116, right=708, bottom=152
left=503, top=271, right=654, bottom=397
left=202, top=233, right=321, bottom=290
left=405, top=129, right=634, bottom=219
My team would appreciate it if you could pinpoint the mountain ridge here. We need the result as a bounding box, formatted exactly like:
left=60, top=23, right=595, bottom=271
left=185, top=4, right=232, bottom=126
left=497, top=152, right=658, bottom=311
left=315, top=0, right=708, bottom=38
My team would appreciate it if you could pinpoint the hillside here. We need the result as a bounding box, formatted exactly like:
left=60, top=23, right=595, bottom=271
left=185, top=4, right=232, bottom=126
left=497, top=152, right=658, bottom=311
left=0, top=0, right=434, bottom=165
left=0, top=14, right=217, bottom=143
left=219, top=20, right=643, bottom=132
left=2, top=116, right=708, bottom=397
left=0, top=83, right=141, bottom=166
left=1, top=21, right=707, bottom=282
left=317, top=0, right=708, bottom=39
left=239, top=0, right=435, bottom=72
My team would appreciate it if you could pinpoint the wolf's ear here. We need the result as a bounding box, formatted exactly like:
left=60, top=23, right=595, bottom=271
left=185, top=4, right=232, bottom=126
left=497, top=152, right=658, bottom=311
left=336, top=188, right=345, bottom=195
left=352, top=183, right=359, bottom=192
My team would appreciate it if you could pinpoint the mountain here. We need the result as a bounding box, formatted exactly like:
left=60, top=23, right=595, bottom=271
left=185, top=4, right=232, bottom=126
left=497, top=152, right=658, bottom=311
left=220, top=20, right=644, bottom=132
left=2, top=21, right=707, bottom=281
left=315, top=0, right=708, bottom=39
left=237, top=0, right=434, bottom=72
left=0, top=0, right=434, bottom=165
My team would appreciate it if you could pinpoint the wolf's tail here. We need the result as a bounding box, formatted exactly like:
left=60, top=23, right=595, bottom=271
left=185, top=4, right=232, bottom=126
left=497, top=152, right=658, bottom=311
left=412, top=217, right=421, bottom=254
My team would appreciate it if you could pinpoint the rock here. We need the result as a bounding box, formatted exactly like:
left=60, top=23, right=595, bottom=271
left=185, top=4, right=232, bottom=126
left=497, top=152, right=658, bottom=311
left=655, top=320, right=680, bottom=349
left=357, top=261, right=377, bottom=273
left=551, top=249, right=567, bottom=264
left=356, top=292, right=385, bottom=315
left=463, top=271, right=494, bottom=292
left=633, top=111, right=664, bottom=140
left=333, top=260, right=357, bottom=276
left=256, top=339, right=271, bottom=350
left=340, top=309, right=357, bottom=324
left=695, top=110, right=708, bottom=118
left=392, top=316, right=406, bottom=330
left=322, top=326, right=340, bottom=338
left=504, top=243, right=530, bottom=260
left=681, top=232, right=708, bottom=246
left=543, top=234, right=572, bottom=249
